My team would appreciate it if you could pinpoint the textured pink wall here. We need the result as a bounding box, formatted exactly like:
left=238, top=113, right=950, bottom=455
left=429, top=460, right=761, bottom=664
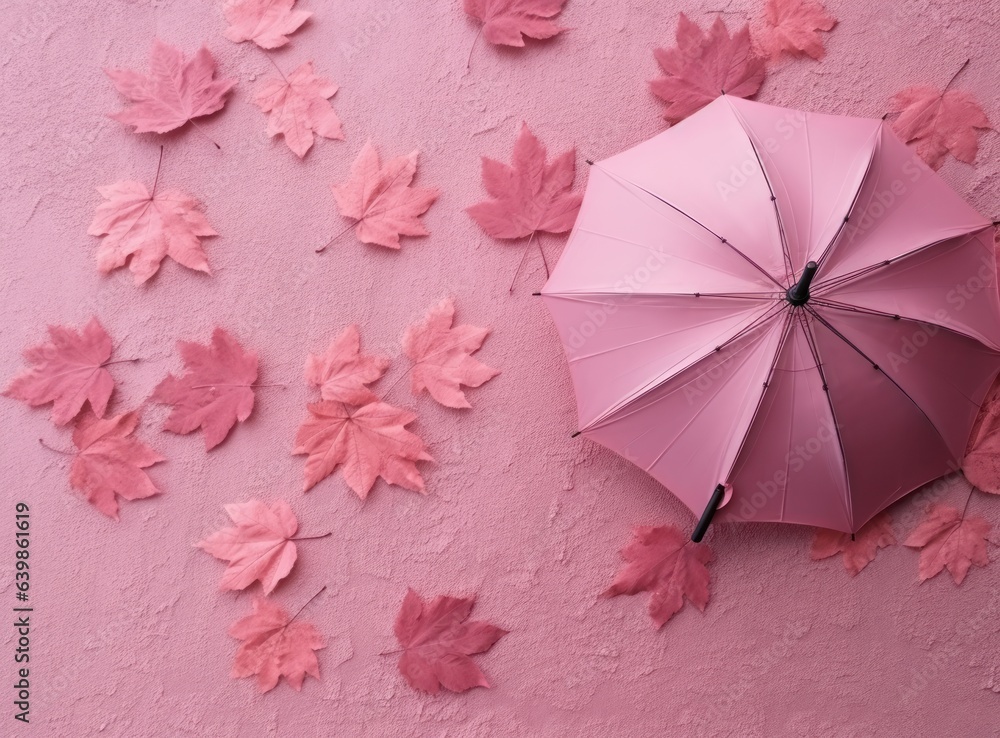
left=2, top=0, right=999, bottom=735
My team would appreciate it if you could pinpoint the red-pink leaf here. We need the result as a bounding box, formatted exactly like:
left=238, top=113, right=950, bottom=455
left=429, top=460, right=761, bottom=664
left=105, top=40, right=235, bottom=135
left=88, top=180, right=216, bottom=283
left=904, top=503, right=991, bottom=585
left=889, top=86, right=990, bottom=170
left=602, top=525, right=712, bottom=628
left=963, top=374, right=1000, bottom=495
left=69, top=410, right=164, bottom=520
left=810, top=511, right=896, bottom=576
left=330, top=141, right=439, bottom=249
left=463, top=0, right=567, bottom=47
left=229, top=597, right=325, bottom=692
left=650, top=14, right=766, bottom=124
left=402, top=298, right=499, bottom=409
left=151, top=328, right=258, bottom=451
left=223, top=0, right=311, bottom=49
left=254, top=61, right=343, bottom=158
left=304, top=325, right=389, bottom=405
left=757, top=0, right=836, bottom=60
left=197, top=500, right=299, bottom=595
left=293, top=400, right=432, bottom=497
left=4, top=317, right=115, bottom=426
left=466, top=122, right=581, bottom=240
left=394, top=588, right=507, bottom=694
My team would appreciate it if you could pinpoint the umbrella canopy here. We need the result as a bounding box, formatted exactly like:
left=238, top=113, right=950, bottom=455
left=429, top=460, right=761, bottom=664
left=542, top=96, right=1000, bottom=537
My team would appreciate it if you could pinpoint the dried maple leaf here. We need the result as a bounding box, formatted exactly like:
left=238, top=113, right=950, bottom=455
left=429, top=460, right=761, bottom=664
left=650, top=14, right=766, bottom=124
left=197, top=500, right=318, bottom=595
left=254, top=61, right=343, bottom=158
left=151, top=328, right=258, bottom=451
left=224, top=0, right=311, bottom=49
left=67, top=410, right=164, bottom=520
left=602, top=525, right=712, bottom=628
left=810, top=511, right=896, bottom=576
left=293, top=400, right=432, bottom=497
left=757, top=0, right=836, bottom=60
left=88, top=173, right=216, bottom=284
left=229, top=593, right=326, bottom=693
left=105, top=40, right=235, bottom=135
left=393, top=588, right=507, bottom=695
left=463, top=0, right=567, bottom=47
left=904, top=503, right=991, bottom=585
left=963, top=376, right=1000, bottom=495
left=304, top=325, right=389, bottom=405
left=466, top=122, right=581, bottom=241
left=402, top=298, right=499, bottom=409
left=329, top=141, right=439, bottom=250
left=4, top=317, right=116, bottom=426
left=889, top=73, right=990, bottom=170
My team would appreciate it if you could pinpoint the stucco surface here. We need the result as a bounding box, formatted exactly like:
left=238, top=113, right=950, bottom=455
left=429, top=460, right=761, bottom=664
left=2, top=1, right=999, bottom=736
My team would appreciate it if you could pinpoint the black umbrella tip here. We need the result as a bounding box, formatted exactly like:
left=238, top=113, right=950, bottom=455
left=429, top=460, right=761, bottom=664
left=585, top=159, right=594, bottom=166
left=571, top=431, right=581, bottom=438
left=531, top=292, right=541, bottom=296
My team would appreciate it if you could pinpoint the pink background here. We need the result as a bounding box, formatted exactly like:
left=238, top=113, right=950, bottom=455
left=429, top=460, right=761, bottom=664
left=2, top=0, right=999, bottom=735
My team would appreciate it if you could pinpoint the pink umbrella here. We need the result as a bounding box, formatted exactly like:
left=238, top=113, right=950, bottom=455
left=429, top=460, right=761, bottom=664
left=542, top=96, right=1000, bottom=541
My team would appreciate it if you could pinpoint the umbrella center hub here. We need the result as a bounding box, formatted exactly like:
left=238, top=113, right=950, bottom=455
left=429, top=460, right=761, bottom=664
left=786, top=261, right=818, bottom=307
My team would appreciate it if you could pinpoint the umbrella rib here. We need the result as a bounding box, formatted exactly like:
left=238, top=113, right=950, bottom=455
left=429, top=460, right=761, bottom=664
left=727, top=101, right=795, bottom=285
left=583, top=303, right=786, bottom=431
left=803, top=304, right=957, bottom=460
left=813, top=122, right=884, bottom=272
left=592, top=163, right=785, bottom=290
left=796, top=309, right=855, bottom=528
left=812, top=229, right=986, bottom=296
left=544, top=290, right=778, bottom=300
left=810, top=296, right=997, bottom=349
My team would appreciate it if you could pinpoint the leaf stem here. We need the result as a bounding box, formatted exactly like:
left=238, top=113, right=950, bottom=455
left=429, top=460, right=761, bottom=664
left=289, top=585, right=327, bottom=623
left=189, top=120, right=222, bottom=150
left=102, top=358, right=141, bottom=367
left=261, top=50, right=289, bottom=83
left=467, top=27, right=483, bottom=70
left=509, top=230, right=538, bottom=293
left=152, top=145, right=164, bottom=196
left=944, top=59, right=970, bottom=92
left=291, top=532, right=333, bottom=542
left=190, top=383, right=286, bottom=389
left=38, top=438, right=73, bottom=456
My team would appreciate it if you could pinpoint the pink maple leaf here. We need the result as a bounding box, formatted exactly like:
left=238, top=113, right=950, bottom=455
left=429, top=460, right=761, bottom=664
left=650, top=14, right=766, bottom=124
left=963, top=374, right=1000, bottom=495
left=4, top=317, right=116, bottom=426
left=293, top=400, right=432, bottom=497
left=223, top=0, right=311, bottom=49
left=229, top=594, right=326, bottom=693
left=88, top=175, right=216, bottom=284
left=602, top=525, right=713, bottom=628
left=254, top=61, right=343, bottom=158
left=889, top=74, right=991, bottom=170
left=463, top=0, right=567, bottom=47
left=904, top=503, right=991, bottom=585
left=402, top=298, right=499, bottom=409
left=105, top=40, right=235, bottom=135
left=394, top=588, right=508, bottom=694
left=197, top=500, right=319, bottom=595
left=151, top=328, right=258, bottom=451
left=67, top=410, right=164, bottom=520
left=757, top=0, right=837, bottom=60
left=304, top=325, right=389, bottom=405
left=810, top=511, right=896, bottom=576
left=329, top=141, right=439, bottom=250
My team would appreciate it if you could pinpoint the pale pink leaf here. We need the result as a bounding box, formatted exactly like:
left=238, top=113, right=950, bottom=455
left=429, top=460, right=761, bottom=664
left=69, top=410, right=164, bottom=520
left=229, top=597, right=325, bottom=692
left=293, top=400, right=432, bottom=497
left=810, top=511, right=896, bottom=576
left=197, top=500, right=300, bottom=595
left=151, top=328, right=258, bottom=451
left=402, top=298, right=499, bottom=409
left=88, top=180, right=216, bottom=283
left=650, top=14, right=766, bottom=124
left=4, top=317, right=115, bottom=426
left=330, top=141, right=439, bottom=249
left=963, top=373, right=1000, bottom=495
left=223, top=0, right=311, bottom=49
left=254, top=61, right=343, bottom=158
left=105, top=40, right=235, bottom=134
left=889, top=86, right=990, bottom=170
left=757, top=0, right=836, bottom=60
left=393, top=588, right=507, bottom=694
left=463, top=0, right=567, bottom=47
left=602, top=525, right=712, bottom=629
left=304, top=325, right=389, bottom=405
left=466, top=122, right=581, bottom=239
left=904, top=503, right=991, bottom=585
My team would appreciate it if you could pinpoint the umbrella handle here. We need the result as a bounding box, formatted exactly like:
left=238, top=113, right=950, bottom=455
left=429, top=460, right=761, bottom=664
left=692, top=484, right=726, bottom=542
